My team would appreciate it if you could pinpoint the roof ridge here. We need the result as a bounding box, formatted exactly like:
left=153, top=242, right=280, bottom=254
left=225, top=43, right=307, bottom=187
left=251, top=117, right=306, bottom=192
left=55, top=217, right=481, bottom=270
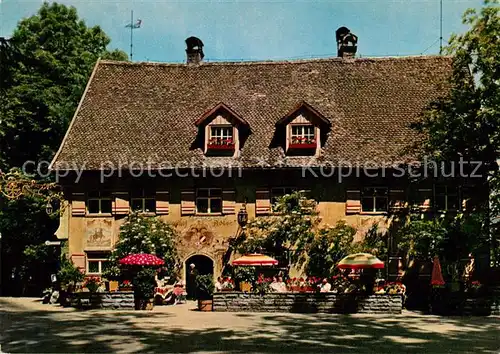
left=99, top=54, right=453, bottom=67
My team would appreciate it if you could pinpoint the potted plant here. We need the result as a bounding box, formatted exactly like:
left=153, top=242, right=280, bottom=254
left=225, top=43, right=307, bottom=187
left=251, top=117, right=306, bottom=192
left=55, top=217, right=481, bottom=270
left=195, top=274, right=215, bottom=311
left=233, top=267, right=255, bottom=292
left=102, top=264, right=121, bottom=292
left=57, top=257, right=84, bottom=306
left=119, top=280, right=133, bottom=292
left=132, top=268, right=156, bottom=310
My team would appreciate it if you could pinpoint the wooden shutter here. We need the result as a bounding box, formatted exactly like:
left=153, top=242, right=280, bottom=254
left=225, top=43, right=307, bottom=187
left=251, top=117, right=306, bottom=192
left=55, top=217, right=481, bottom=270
left=417, top=189, right=432, bottom=211
left=389, top=189, right=406, bottom=212
left=345, top=190, right=361, bottom=214
left=255, top=189, right=271, bottom=215
left=70, top=254, right=86, bottom=273
left=222, top=190, right=236, bottom=215
left=71, top=192, right=86, bottom=216
left=181, top=190, right=196, bottom=215
left=156, top=191, right=170, bottom=215
left=113, top=192, right=130, bottom=215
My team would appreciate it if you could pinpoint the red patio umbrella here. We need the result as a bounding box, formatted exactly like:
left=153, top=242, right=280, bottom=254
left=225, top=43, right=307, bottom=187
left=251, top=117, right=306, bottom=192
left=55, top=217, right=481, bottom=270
left=119, top=253, right=165, bottom=266
left=431, top=256, right=445, bottom=286
left=232, top=253, right=278, bottom=266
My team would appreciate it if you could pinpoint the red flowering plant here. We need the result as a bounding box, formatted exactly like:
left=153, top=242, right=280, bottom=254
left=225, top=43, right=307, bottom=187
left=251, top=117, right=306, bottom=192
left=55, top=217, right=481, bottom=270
left=208, top=137, right=235, bottom=146
left=291, top=136, right=316, bottom=145
left=221, top=277, right=235, bottom=290
left=119, top=280, right=132, bottom=289
left=254, top=274, right=272, bottom=295
left=84, top=276, right=102, bottom=293
left=383, top=282, right=406, bottom=295
left=465, top=280, right=485, bottom=297
left=330, top=275, right=351, bottom=294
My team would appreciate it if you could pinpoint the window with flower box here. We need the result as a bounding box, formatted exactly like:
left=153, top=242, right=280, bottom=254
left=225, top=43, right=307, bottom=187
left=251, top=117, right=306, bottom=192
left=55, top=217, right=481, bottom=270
left=86, top=252, right=110, bottom=275
left=289, top=124, right=316, bottom=149
left=130, top=189, right=156, bottom=213
left=207, top=126, right=234, bottom=150
left=87, top=191, right=112, bottom=215
left=361, top=187, right=388, bottom=213
left=196, top=188, right=222, bottom=214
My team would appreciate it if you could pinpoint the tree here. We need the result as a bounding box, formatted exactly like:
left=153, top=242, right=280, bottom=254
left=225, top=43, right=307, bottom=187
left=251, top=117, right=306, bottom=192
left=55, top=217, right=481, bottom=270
left=0, top=2, right=127, bottom=295
left=104, top=212, right=179, bottom=280
left=0, top=2, right=127, bottom=168
left=414, top=0, right=499, bottom=266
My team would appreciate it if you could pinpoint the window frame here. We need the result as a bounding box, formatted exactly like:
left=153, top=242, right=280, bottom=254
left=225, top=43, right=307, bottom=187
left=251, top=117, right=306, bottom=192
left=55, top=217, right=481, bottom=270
left=434, top=185, right=459, bottom=211
left=130, top=189, right=156, bottom=213
left=86, top=191, right=112, bottom=215
left=361, top=187, right=389, bottom=213
left=290, top=124, right=316, bottom=145
left=196, top=188, right=223, bottom=215
left=86, top=253, right=110, bottom=275
left=208, top=125, right=234, bottom=146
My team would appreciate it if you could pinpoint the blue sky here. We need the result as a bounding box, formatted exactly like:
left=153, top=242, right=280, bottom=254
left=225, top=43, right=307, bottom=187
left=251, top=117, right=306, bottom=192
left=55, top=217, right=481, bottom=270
left=0, top=0, right=484, bottom=62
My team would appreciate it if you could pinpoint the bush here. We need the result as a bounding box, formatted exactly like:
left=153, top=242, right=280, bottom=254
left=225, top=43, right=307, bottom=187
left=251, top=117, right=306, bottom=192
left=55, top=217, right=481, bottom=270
left=132, top=268, right=156, bottom=300
left=195, top=274, right=214, bottom=300
left=57, top=257, right=84, bottom=285
left=233, top=266, right=255, bottom=283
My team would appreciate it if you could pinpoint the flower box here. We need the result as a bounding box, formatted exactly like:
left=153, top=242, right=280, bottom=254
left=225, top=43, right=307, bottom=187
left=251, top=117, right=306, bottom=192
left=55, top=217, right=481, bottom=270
left=288, top=143, right=317, bottom=150
left=207, top=143, right=235, bottom=151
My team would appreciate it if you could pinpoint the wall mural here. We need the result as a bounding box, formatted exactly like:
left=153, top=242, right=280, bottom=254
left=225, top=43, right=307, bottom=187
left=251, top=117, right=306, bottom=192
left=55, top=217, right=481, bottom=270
left=85, top=219, right=113, bottom=249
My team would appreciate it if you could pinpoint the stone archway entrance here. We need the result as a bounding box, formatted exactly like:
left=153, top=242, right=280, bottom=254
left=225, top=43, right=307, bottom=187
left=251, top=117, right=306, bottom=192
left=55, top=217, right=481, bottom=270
left=185, top=254, right=214, bottom=299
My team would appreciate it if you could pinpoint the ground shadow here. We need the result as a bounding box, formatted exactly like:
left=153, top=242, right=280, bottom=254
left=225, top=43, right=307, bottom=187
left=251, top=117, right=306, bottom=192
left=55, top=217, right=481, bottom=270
left=1, top=298, right=499, bottom=353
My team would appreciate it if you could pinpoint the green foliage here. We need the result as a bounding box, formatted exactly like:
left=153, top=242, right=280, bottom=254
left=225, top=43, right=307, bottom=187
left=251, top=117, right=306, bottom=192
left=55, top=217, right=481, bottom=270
left=237, top=191, right=320, bottom=266
left=132, top=268, right=157, bottom=300
left=353, top=223, right=389, bottom=261
left=107, top=212, right=179, bottom=279
left=83, top=277, right=101, bottom=293
left=0, top=2, right=127, bottom=168
left=57, top=257, right=84, bottom=285
left=233, top=267, right=256, bottom=283
left=195, top=274, right=215, bottom=300
left=305, top=221, right=356, bottom=278
left=397, top=217, right=447, bottom=259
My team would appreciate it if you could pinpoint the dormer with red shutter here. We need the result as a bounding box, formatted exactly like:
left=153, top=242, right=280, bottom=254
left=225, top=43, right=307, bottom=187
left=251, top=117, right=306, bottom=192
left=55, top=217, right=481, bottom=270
left=275, top=101, right=331, bottom=156
left=194, top=103, right=250, bottom=156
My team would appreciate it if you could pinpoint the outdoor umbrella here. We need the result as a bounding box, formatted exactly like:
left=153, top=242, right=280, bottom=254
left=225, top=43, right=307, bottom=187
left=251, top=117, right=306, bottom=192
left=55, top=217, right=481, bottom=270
left=337, top=253, right=384, bottom=269
left=431, top=255, right=445, bottom=286
left=232, top=253, right=278, bottom=266
left=119, top=253, right=165, bottom=266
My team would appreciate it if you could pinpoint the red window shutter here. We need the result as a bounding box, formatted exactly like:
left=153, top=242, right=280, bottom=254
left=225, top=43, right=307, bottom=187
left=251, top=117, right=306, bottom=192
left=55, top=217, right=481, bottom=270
left=156, top=191, right=170, bottom=215
left=222, top=190, right=236, bottom=215
left=345, top=190, right=361, bottom=214
left=113, top=192, right=130, bottom=215
left=181, top=190, right=196, bottom=216
left=71, top=193, right=86, bottom=216
left=255, top=189, right=271, bottom=215
left=389, top=189, right=406, bottom=212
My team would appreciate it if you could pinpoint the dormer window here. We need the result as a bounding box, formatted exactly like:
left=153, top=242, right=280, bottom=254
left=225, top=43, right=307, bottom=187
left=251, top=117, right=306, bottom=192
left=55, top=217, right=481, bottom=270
left=274, top=101, right=331, bottom=156
left=207, top=126, right=235, bottom=151
left=290, top=125, right=316, bottom=149
left=195, top=103, right=250, bottom=156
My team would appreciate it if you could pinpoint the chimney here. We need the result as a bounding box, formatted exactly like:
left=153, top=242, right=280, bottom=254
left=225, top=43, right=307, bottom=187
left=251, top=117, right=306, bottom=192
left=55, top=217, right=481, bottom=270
left=335, top=27, right=358, bottom=58
left=185, top=36, right=204, bottom=64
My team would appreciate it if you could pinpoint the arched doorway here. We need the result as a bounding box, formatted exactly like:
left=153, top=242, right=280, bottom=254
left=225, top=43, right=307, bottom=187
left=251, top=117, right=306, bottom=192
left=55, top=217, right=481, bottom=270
left=185, top=254, right=214, bottom=299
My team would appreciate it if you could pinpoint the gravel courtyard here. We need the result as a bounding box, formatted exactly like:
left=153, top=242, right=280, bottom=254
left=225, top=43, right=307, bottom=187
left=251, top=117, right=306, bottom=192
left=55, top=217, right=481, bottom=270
left=1, top=297, right=499, bottom=353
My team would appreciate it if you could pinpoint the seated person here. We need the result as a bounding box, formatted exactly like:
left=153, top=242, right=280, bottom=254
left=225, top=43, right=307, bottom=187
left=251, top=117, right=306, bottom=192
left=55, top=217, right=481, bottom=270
left=269, top=277, right=281, bottom=292
left=276, top=276, right=287, bottom=293
left=214, top=277, right=223, bottom=292
left=319, top=278, right=332, bottom=293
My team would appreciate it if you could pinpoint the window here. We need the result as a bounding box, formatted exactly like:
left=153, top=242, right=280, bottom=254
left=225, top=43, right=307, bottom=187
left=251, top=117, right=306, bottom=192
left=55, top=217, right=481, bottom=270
left=362, top=187, right=388, bottom=213
left=196, top=188, right=222, bottom=214
left=434, top=185, right=459, bottom=211
left=209, top=126, right=233, bottom=146
left=131, top=190, right=156, bottom=213
left=271, top=187, right=296, bottom=206
left=290, top=125, right=315, bottom=144
left=86, top=252, right=110, bottom=275
left=87, top=191, right=112, bottom=214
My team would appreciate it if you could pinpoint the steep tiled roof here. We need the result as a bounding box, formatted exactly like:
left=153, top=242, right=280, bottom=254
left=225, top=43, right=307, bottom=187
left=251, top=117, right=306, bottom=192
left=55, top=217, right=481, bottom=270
left=50, top=56, right=453, bottom=170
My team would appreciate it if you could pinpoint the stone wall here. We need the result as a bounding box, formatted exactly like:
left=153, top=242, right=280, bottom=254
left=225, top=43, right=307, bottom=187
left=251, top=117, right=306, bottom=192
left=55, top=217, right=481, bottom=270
left=70, top=291, right=135, bottom=310
left=213, top=292, right=403, bottom=314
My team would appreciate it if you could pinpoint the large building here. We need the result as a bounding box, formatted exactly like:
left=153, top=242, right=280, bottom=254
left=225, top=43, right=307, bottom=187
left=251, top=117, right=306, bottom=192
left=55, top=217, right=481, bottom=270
left=50, top=32, right=473, bottom=281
